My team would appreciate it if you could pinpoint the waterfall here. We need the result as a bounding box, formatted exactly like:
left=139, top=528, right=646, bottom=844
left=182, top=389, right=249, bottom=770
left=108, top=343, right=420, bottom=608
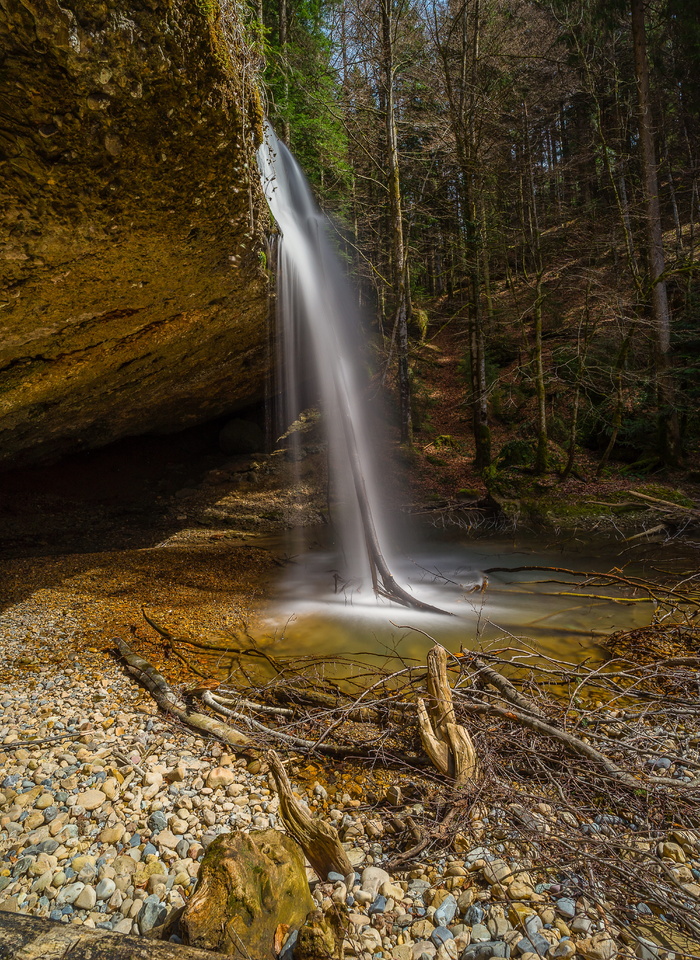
left=256, top=123, right=445, bottom=614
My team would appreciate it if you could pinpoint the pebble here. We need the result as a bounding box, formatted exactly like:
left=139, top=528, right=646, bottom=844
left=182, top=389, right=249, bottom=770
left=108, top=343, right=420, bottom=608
left=555, top=897, right=576, bottom=919
left=2, top=608, right=699, bottom=960
left=96, top=878, right=117, bottom=900
left=78, top=789, right=107, bottom=811
left=434, top=893, right=458, bottom=926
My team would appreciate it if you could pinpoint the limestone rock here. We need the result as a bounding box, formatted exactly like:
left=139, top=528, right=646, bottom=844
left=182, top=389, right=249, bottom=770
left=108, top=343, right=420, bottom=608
left=576, top=933, right=618, bottom=960
left=77, top=789, right=106, bottom=811
left=207, top=767, right=236, bottom=790
left=482, top=860, right=512, bottom=885
left=219, top=420, right=265, bottom=456
left=0, top=0, right=268, bottom=468
left=180, top=829, right=314, bottom=959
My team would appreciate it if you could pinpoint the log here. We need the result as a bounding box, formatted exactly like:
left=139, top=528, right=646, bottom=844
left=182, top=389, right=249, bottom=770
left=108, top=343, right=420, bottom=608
left=418, top=645, right=479, bottom=785
left=114, top=637, right=250, bottom=748
left=0, top=910, right=229, bottom=960
left=457, top=698, right=640, bottom=791
left=266, top=749, right=354, bottom=883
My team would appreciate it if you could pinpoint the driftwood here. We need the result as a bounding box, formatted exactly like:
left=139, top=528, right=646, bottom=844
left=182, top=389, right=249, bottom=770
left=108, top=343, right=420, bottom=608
left=0, top=911, right=228, bottom=960
left=463, top=653, right=545, bottom=717
left=115, top=637, right=250, bottom=749
left=418, top=644, right=479, bottom=785
left=198, top=689, right=370, bottom=758
left=266, top=749, right=354, bottom=883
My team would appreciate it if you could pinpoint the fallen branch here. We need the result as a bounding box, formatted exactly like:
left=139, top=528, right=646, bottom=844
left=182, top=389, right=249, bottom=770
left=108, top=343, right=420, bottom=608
left=629, top=490, right=695, bottom=512
left=209, top=692, right=294, bottom=719
left=456, top=696, right=640, bottom=791
left=462, top=653, right=545, bottom=718
left=114, top=637, right=250, bottom=749
left=198, top=690, right=370, bottom=758
left=266, top=749, right=354, bottom=883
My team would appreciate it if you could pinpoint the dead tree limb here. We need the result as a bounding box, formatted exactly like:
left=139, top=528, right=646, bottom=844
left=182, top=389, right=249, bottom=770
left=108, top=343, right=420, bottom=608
left=456, top=697, right=640, bottom=791
left=462, top=653, right=545, bottom=717
left=209, top=692, right=294, bottom=719
left=418, top=645, right=479, bottom=785
left=114, top=638, right=250, bottom=749
left=198, top=690, right=371, bottom=758
left=266, top=749, right=354, bottom=883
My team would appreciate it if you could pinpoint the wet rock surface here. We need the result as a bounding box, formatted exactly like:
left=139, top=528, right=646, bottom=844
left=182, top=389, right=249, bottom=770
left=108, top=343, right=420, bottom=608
left=0, top=0, right=268, bottom=468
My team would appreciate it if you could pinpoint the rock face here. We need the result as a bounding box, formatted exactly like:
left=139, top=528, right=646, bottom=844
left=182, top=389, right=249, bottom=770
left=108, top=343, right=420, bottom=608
left=0, top=0, right=269, bottom=468
left=180, top=829, right=315, bottom=959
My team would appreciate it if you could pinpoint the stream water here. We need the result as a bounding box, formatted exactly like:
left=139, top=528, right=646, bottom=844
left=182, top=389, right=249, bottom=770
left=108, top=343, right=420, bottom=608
left=256, top=526, right=668, bottom=670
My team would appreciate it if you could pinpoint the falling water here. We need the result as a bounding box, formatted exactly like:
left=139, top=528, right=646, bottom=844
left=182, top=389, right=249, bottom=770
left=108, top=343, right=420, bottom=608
left=256, top=123, right=441, bottom=612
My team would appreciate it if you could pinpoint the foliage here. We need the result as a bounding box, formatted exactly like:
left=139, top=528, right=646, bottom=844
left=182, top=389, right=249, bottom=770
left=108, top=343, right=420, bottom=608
left=261, top=0, right=351, bottom=199
left=258, top=0, right=700, bottom=478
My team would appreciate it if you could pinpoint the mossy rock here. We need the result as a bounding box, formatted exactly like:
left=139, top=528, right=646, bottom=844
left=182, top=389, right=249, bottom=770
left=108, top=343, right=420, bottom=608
left=180, top=829, right=315, bottom=959
left=295, top=905, right=346, bottom=960
left=497, top=438, right=534, bottom=468
left=636, top=484, right=695, bottom=508
left=409, top=308, right=429, bottom=341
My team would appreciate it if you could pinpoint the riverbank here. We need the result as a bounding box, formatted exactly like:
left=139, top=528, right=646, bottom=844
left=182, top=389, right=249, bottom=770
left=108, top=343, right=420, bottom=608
left=2, top=595, right=700, bottom=959
left=2, top=423, right=700, bottom=959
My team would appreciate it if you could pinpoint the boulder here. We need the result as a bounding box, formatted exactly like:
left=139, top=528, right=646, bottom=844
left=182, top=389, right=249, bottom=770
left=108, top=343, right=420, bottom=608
left=0, top=0, right=268, bottom=468
left=180, top=829, right=314, bottom=959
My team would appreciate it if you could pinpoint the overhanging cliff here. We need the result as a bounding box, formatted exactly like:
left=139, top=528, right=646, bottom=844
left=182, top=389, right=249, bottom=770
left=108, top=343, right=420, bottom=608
left=0, top=0, right=270, bottom=468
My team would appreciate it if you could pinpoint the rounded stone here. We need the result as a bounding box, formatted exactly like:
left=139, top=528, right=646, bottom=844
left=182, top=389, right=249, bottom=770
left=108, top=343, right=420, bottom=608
left=96, top=878, right=117, bottom=901
left=74, top=885, right=97, bottom=910
left=78, top=790, right=107, bottom=811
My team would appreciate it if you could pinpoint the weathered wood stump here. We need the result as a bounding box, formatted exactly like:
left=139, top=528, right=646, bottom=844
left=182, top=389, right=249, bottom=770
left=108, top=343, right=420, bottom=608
left=417, top=644, right=479, bottom=786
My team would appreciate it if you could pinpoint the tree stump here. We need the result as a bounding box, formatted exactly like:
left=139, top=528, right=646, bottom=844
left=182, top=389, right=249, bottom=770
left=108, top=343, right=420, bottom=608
left=417, top=644, right=479, bottom=785
left=267, top=750, right=354, bottom=883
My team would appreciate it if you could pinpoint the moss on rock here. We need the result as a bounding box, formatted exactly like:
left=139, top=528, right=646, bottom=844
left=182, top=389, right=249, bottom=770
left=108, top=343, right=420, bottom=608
left=180, top=829, right=315, bottom=959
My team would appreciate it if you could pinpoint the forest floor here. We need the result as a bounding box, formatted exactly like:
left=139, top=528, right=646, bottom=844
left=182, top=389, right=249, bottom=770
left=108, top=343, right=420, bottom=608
left=404, top=313, right=700, bottom=539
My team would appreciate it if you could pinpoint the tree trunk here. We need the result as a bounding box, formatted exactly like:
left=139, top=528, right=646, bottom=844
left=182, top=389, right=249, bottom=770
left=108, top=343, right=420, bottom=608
left=381, top=0, right=412, bottom=445
left=533, top=276, right=548, bottom=474
left=630, top=0, right=681, bottom=465
left=278, top=0, right=290, bottom=144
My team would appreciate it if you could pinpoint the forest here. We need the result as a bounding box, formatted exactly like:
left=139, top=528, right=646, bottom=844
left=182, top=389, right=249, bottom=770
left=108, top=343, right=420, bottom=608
left=258, top=0, right=699, bottom=487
